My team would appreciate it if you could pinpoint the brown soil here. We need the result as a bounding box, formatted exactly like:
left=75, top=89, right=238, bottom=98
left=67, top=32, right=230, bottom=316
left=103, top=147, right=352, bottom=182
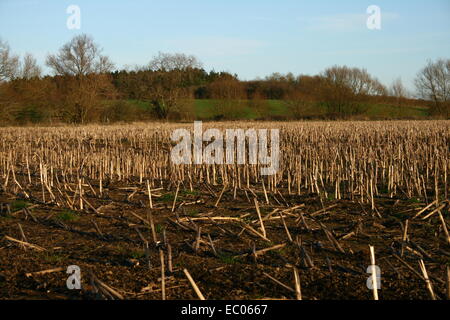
left=0, top=182, right=449, bottom=300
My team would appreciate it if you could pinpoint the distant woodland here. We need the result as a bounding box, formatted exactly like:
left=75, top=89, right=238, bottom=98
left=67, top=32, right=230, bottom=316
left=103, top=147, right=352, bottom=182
left=1, top=34, right=449, bottom=124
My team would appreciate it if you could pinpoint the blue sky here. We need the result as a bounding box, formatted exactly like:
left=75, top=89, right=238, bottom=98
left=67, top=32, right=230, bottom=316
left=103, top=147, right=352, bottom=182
left=0, top=0, right=449, bottom=92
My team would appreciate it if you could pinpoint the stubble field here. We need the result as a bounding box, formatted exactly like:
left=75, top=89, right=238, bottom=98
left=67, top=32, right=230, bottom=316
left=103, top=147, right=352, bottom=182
left=0, top=120, right=449, bottom=300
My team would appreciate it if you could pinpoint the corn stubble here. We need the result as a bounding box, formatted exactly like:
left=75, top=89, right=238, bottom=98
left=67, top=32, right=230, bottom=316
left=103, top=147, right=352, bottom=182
left=0, top=120, right=449, bottom=300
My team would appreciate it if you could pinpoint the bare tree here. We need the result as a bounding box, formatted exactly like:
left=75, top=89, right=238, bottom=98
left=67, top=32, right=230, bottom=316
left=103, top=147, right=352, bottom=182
left=320, top=66, right=386, bottom=117
left=147, top=74, right=188, bottom=119
left=415, top=58, right=450, bottom=116
left=0, top=39, right=19, bottom=82
left=322, top=66, right=386, bottom=96
left=21, top=53, right=41, bottom=79
left=391, top=78, right=406, bottom=97
left=46, top=34, right=114, bottom=77
left=46, top=34, right=116, bottom=123
left=60, top=73, right=116, bottom=123
left=0, top=40, right=46, bottom=124
left=0, top=40, right=41, bottom=81
left=145, top=52, right=202, bottom=119
left=390, top=77, right=406, bottom=108
left=148, top=52, right=202, bottom=72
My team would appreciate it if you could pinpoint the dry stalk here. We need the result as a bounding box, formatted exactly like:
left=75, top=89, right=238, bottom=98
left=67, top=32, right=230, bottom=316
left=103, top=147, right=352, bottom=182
left=369, top=245, right=379, bottom=300
left=293, top=267, right=302, bottom=300
left=418, top=259, right=436, bottom=300
left=4, top=235, right=46, bottom=252
left=160, top=249, right=166, bottom=300
left=183, top=268, right=205, bottom=300
left=254, top=198, right=267, bottom=238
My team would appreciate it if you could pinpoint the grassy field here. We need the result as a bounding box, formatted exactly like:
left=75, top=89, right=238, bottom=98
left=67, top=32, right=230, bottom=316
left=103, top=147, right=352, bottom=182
left=127, top=99, right=429, bottom=120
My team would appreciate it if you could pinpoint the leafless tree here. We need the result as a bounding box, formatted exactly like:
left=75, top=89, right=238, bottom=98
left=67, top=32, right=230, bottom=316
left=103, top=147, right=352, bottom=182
left=46, top=34, right=114, bottom=77
left=148, top=52, right=202, bottom=72
left=45, top=34, right=116, bottom=123
left=391, top=78, right=406, bottom=98
left=0, top=41, right=42, bottom=123
left=0, top=39, right=19, bottom=82
left=145, top=52, right=202, bottom=119
left=415, top=58, right=450, bottom=116
left=322, top=66, right=386, bottom=96
left=21, top=53, right=41, bottom=79
left=320, top=66, right=386, bottom=117
left=60, top=73, right=116, bottom=123
left=0, top=39, right=41, bottom=81
left=390, top=77, right=406, bottom=107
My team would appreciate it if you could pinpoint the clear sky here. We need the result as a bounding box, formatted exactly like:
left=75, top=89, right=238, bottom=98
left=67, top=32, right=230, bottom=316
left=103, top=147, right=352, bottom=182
left=0, top=0, right=449, bottom=92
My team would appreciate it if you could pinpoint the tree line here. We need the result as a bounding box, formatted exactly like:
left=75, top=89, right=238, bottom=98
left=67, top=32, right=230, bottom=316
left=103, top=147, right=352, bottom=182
left=0, top=34, right=449, bottom=124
